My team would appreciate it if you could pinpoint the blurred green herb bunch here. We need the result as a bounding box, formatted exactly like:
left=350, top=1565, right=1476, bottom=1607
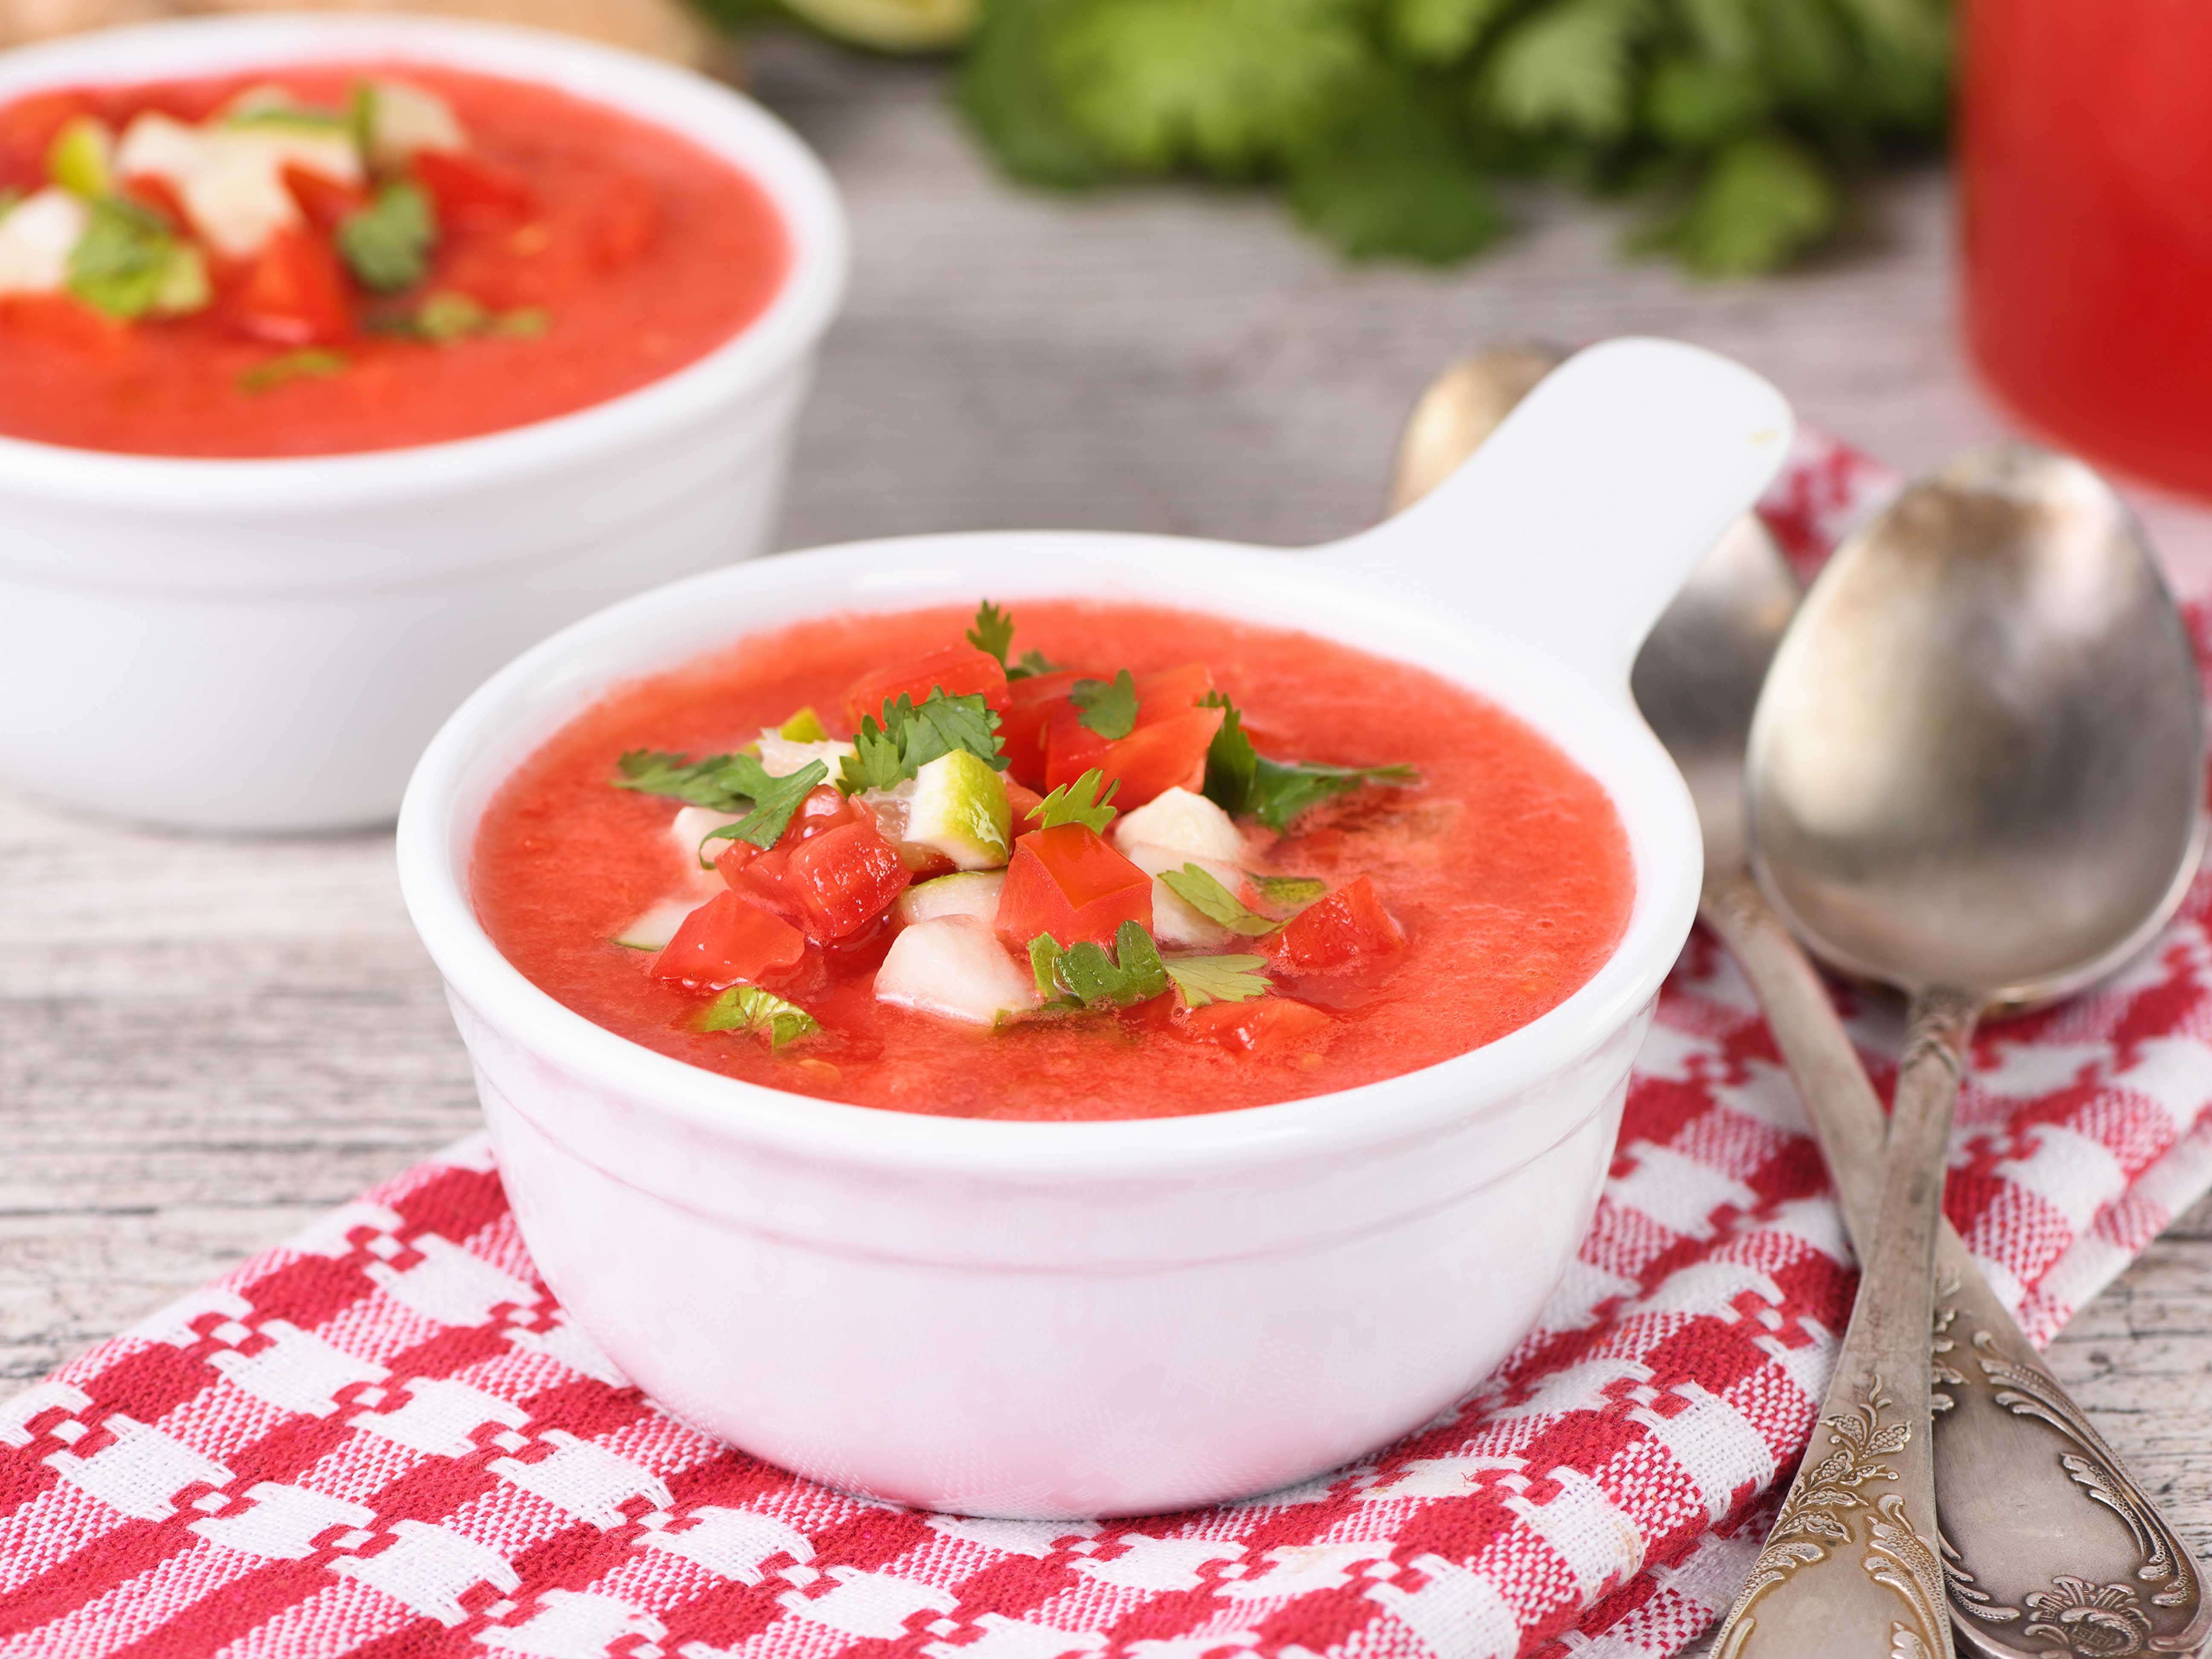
left=783, top=0, right=1953, bottom=275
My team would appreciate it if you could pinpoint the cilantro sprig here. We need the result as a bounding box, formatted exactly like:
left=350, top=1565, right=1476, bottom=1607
left=613, top=750, right=828, bottom=850
left=1251, top=873, right=1327, bottom=910
left=67, top=197, right=208, bottom=320
left=1200, top=692, right=1420, bottom=832
left=1159, top=864, right=1277, bottom=937
left=1030, top=921, right=1170, bottom=1010
left=336, top=180, right=436, bottom=292
left=840, top=690, right=1006, bottom=795
left=966, top=600, right=1062, bottom=681
left=1028, top=768, right=1119, bottom=832
left=1070, top=669, right=1139, bottom=740
left=698, top=984, right=820, bottom=1050
left=1164, top=954, right=1271, bottom=1007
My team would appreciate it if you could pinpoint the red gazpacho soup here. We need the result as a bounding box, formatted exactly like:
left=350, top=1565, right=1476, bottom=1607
left=474, top=601, right=1635, bottom=1121
left=0, top=62, right=786, bottom=456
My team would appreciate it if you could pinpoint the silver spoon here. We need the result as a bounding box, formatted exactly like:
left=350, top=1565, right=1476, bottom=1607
left=1728, top=449, right=2206, bottom=1657
left=1392, top=360, right=2210, bottom=1659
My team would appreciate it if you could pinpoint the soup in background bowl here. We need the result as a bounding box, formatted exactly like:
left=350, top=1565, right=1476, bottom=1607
left=398, top=339, right=1793, bottom=1515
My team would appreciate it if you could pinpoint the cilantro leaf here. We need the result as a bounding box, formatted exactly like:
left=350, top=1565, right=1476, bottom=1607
left=1164, top=954, right=1271, bottom=1007
left=1070, top=669, right=1138, bottom=739
left=1286, top=70, right=1507, bottom=264
left=337, top=180, right=436, bottom=293
left=698, top=984, right=820, bottom=1050
left=1159, top=864, right=1278, bottom=936
left=1050, top=920, right=1170, bottom=1008
left=967, top=600, right=1017, bottom=668
left=841, top=690, right=1007, bottom=795
left=1011, top=648, right=1062, bottom=679
left=238, top=348, right=347, bottom=394
left=958, top=0, right=1116, bottom=189
left=1634, top=135, right=1837, bottom=277
left=1048, top=0, right=1374, bottom=175
left=700, top=760, right=830, bottom=850
left=1388, top=0, right=1510, bottom=61
left=1251, top=873, right=1327, bottom=910
left=1484, top=0, right=1650, bottom=140
left=67, top=197, right=204, bottom=320
left=1198, top=692, right=1420, bottom=832
left=614, top=750, right=828, bottom=847
left=1029, top=768, right=1119, bottom=832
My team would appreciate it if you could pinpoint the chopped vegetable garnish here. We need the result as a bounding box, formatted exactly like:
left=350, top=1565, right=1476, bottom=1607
left=1200, top=690, right=1419, bottom=831
left=1159, top=863, right=1277, bottom=936
left=614, top=749, right=830, bottom=847
left=47, top=116, right=113, bottom=199
left=1164, top=954, right=1272, bottom=1007
left=840, top=690, right=1007, bottom=795
left=1028, top=767, right=1119, bottom=832
left=1070, top=668, right=1139, bottom=740
left=337, top=180, right=436, bottom=292
left=697, top=983, right=820, bottom=1050
left=1027, top=932, right=1067, bottom=1002
left=1033, top=920, right=1170, bottom=1010
left=238, top=348, right=349, bottom=394
left=967, top=599, right=1017, bottom=668
left=778, top=706, right=828, bottom=742
left=1251, top=873, right=1327, bottom=910
left=67, top=196, right=206, bottom=320
left=1011, top=649, right=1060, bottom=679
left=699, top=760, right=830, bottom=850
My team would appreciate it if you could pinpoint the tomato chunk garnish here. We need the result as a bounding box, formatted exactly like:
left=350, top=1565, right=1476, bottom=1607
left=1131, top=663, right=1215, bottom=727
left=1000, top=669, right=1089, bottom=789
left=412, top=148, right=537, bottom=227
left=281, top=163, right=368, bottom=232
left=994, top=823, right=1153, bottom=949
left=230, top=227, right=353, bottom=346
left=1177, top=996, right=1335, bottom=1057
left=843, top=644, right=1010, bottom=730
left=1268, top=876, right=1407, bottom=973
left=743, top=816, right=909, bottom=943
left=1045, top=704, right=1223, bottom=811
left=651, top=892, right=807, bottom=990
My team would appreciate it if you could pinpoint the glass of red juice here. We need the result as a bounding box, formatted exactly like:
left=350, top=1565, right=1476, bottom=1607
left=1962, top=0, right=2212, bottom=498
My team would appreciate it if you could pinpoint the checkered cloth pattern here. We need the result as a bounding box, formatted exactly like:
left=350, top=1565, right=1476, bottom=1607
left=8, top=430, right=2212, bottom=1659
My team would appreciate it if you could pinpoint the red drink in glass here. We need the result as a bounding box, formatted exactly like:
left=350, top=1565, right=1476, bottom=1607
left=1962, top=0, right=2212, bottom=497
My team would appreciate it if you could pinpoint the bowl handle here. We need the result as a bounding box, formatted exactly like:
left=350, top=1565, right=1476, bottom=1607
left=1316, top=337, right=1793, bottom=692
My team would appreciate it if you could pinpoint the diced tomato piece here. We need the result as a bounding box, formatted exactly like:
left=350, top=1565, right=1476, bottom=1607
left=1041, top=701, right=1109, bottom=792
left=412, top=148, right=536, bottom=227
left=786, top=784, right=866, bottom=841
left=1269, top=876, right=1408, bottom=972
left=230, top=227, right=352, bottom=346
left=994, top=823, right=1153, bottom=949
left=119, top=172, right=190, bottom=230
left=650, top=892, right=806, bottom=990
left=775, top=817, right=911, bottom=943
left=844, top=644, right=1010, bottom=730
left=281, top=163, right=368, bottom=232
left=1045, top=704, right=1223, bottom=810
left=1178, top=996, right=1336, bottom=1057
left=1131, top=663, right=1214, bottom=728
left=1001, top=669, right=1089, bottom=789
left=1004, top=779, right=1046, bottom=827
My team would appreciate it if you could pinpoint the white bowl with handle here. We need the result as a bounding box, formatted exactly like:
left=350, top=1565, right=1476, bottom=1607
left=398, top=338, right=1793, bottom=1519
left=0, top=13, right=847, bottom=832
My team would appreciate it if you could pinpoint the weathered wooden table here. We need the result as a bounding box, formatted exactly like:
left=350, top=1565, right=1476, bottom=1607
left=6, top=35, right=2209, bottom=1572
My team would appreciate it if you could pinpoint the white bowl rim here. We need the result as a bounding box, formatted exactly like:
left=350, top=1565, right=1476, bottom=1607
left=0, top=12, right=848, bottom=510
left=397, top=527, right=1702, bottom=1184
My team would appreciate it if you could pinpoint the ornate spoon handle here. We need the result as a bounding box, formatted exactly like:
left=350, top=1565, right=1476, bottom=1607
left=1710, top=980, right=1973, bottom=1659
left=1705, top=873, right=2209, bottom=1659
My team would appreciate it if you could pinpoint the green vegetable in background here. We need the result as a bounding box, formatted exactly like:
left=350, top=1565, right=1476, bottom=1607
left=933, top=0, right=1952, bottom=274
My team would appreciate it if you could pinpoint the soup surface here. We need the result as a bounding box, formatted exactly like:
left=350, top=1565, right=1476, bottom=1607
left=0, top=62, right=786, bottom=456
left=473, top=601, right=1635, bottom=1121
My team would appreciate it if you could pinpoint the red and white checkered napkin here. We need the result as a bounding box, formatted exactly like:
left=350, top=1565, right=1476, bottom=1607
left=9, top=433, right=2212, bottom=1659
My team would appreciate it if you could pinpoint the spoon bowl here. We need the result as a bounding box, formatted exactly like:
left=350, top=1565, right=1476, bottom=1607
left=1747, top=448, right=2206, bottom=1006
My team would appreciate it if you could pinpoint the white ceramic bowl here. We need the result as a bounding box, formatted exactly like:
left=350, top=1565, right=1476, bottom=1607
left=399, top=340, right=1793, bottom=1518
left=0, top=14, right=847, bottom=832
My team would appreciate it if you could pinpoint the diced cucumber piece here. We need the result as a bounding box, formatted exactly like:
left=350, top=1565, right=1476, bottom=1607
left=614, top=895, right=699, bottom=951
left=905, top=749, right=1012, bottom=870
left=757, top=730, right=856, bottom=777
left=1120, top=841, right=1242, bottom=950
left=778, top=706, right=828, bottom=742
left=671, top=805, right=745, bottom=874
left=46, top=116, right=113, bottom=199
left=358, top=79, right=467, bottom=171
left=116, top=110, right=361, bottom=258
left=895, top=870, right=1005, bottom=928
left=1113, top=787, right=1244, bottom=864
left=0, top=189, right=87, bottom=295
left=874, top=916, right=1038, bottom=1025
